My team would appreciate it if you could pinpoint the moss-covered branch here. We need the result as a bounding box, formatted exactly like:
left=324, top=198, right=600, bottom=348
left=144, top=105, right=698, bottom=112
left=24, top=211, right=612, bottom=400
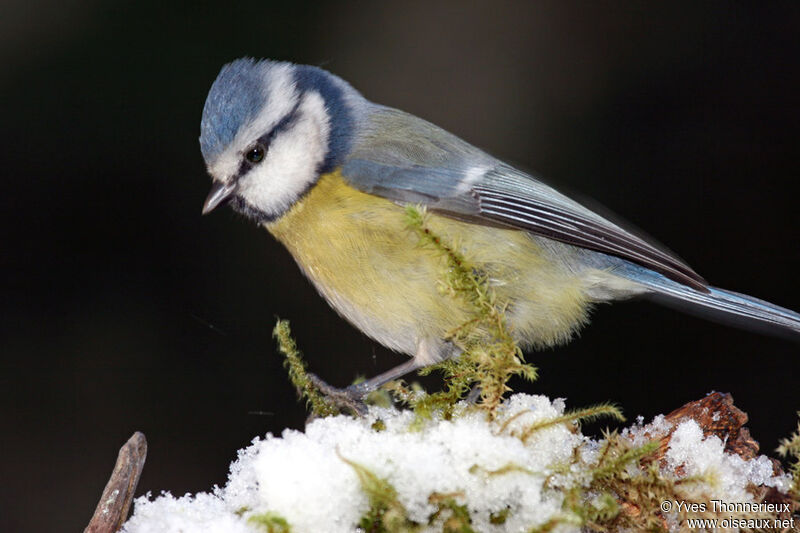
left=273, top=319, right=339, bottom=417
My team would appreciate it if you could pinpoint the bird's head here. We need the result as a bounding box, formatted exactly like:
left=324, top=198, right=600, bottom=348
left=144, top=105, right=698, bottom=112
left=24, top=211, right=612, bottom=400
left=199, top=58, right=361, bottom=221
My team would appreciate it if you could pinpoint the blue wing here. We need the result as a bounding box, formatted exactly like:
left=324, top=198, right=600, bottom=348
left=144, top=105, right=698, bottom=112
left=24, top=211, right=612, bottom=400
left=343, top=106, right=708, bottom=291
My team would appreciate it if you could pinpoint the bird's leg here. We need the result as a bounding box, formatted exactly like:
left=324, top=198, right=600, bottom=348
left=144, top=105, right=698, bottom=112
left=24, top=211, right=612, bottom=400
left=308, top=359, right=423, bottom=416
left=465, top=384, right=482, bottom=404
left=306, top=373, right=366, bottom=416
left=307, top=339, right=453, bottom=415
left=308, top=339, right=462, bottom=416
left=350, top=358, right=424, bottom=397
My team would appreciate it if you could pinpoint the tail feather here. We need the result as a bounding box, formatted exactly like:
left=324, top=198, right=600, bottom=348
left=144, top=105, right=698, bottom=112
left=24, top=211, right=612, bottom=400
left=610, top=260, right=800, bottom=340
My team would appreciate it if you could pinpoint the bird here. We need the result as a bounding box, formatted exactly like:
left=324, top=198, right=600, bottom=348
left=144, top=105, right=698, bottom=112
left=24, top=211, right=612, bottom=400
left=199, top=58, right=799, bottom=405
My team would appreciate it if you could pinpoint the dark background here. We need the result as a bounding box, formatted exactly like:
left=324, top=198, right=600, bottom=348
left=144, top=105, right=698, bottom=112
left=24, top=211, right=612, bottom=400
left=2, top=2, right=799, bottom=531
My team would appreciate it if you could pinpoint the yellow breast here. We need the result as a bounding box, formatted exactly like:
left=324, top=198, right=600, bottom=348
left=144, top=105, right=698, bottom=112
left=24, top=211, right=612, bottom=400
left=266, top=170, right=591, bottom=355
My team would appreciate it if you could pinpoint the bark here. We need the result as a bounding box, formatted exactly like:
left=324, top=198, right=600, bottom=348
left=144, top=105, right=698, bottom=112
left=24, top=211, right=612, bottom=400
left=85, top=432, right=147, bottom=533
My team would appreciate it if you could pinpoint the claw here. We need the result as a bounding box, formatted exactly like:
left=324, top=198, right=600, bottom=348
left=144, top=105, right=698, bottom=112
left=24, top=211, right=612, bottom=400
left=308, top=373, right=369, bottom=416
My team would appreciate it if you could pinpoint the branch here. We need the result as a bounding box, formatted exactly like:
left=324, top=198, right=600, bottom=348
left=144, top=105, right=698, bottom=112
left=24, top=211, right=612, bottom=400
left=85, top=432, right=147, bottom=533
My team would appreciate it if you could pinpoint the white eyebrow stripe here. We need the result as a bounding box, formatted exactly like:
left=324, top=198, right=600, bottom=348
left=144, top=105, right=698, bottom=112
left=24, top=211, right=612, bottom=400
left=233, top=63, right=299, bottom=155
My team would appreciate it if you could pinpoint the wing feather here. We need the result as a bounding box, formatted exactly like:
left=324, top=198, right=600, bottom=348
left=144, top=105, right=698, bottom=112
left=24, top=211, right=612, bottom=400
left=342, top=107, right=708, bottom=292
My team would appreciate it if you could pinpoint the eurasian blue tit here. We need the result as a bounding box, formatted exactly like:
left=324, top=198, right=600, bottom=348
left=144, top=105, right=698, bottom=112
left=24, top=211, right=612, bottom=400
left=199, top=58, right=799, bottom=401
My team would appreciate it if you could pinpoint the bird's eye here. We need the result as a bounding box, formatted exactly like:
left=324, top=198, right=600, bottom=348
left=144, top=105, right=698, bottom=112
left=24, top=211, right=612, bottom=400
left=245, top=145, right=265, bottom=164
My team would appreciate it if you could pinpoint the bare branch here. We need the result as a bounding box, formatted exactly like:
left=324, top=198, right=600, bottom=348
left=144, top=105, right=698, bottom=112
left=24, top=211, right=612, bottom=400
left=85, top=432, right=147, bottom=533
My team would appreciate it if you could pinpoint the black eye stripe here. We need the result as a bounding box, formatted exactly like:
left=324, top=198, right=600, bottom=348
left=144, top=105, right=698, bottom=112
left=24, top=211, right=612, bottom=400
left=257, top=100, right=301, bottom=149
left=234, top=100, right=303, bottom=179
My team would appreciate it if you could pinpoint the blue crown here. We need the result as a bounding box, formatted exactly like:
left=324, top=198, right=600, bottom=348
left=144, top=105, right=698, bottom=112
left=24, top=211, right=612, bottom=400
left=199, top=58, right=269, bottom=163
left=200, top=59, right=360, bottom=173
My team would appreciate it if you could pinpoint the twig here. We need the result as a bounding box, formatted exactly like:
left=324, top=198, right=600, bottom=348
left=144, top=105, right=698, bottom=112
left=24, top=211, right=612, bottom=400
left=85, top=432, right=147, bottom=533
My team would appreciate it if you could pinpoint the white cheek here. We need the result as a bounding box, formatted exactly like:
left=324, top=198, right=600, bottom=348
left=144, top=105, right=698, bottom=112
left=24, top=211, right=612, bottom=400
left=238, top=91, right=331, bottom=216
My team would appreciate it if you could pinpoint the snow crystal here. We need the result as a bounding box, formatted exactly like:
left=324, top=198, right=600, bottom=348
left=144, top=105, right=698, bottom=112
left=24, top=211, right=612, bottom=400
left=664, top=419, right=790, bottom=499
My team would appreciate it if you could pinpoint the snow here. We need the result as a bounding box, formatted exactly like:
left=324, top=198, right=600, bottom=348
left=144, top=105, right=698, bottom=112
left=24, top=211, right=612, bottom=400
left=121, top=394, right=791, bottom=533
left=664, top=419, right=789, bottom=499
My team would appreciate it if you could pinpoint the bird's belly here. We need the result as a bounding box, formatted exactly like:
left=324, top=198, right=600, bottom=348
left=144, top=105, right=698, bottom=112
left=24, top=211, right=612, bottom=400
left=266, top=171, right=592, bottom=355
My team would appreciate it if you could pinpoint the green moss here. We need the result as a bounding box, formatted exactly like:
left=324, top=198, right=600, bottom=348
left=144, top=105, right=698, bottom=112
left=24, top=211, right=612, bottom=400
left=366, top=387, right=396, bottom=409
left=489, top=507, right=510, bottom=525
left=340, top=454, right=419, bottom=533
left=777, top=412, right=800, bottom=500
left=469, top=463, right=535, bottom=477
left=427, top=493, right=475, bottom=533
left=404, top=205, right=537, bottom=418
left=497, top=403, right=625, bottom=443
left=559, top=431, right=737, bottom=532
left=527, top=515, right=582, bottom=533
left=590, top=437, right=659, bottom=481
left=273, top=319, right=339, bottom=418
left=248, top=511, right=291, bottom=533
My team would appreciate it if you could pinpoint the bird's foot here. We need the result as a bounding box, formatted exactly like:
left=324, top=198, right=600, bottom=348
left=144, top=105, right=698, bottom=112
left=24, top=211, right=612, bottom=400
left=308, top=373, right=370, bottom=417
